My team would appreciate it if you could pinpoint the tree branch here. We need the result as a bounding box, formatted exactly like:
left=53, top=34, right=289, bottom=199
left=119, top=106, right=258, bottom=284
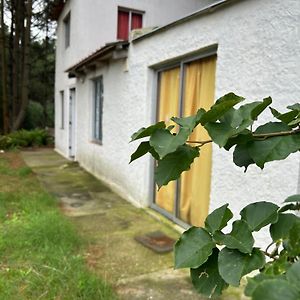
left=252, top=128, right=300, bottom=140
left=186, top=128, right=300, bottom=146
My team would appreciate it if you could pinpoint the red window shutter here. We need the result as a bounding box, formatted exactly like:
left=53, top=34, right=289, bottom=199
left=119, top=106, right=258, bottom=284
left=117, top=11, right=129, bottom=40
left=131, top=13, right=142, bottom=30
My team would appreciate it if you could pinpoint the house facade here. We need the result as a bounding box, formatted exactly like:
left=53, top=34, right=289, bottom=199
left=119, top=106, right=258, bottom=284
left=54, top=0, right=300, bottom=245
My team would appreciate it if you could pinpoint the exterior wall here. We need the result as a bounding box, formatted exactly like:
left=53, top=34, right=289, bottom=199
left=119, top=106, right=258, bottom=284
left=55, top=0, right=300, bottom=246
left=54, top=0, right=211, bottom=156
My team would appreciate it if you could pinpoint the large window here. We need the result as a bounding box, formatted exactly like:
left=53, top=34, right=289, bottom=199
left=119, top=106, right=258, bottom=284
left=117, top=8, right=143, bottom=40
left=63, top=12, right=71, bottom=48
left=60, top=90, right=64, bottom=129
left=154, top=54, right=217, bottom=227
left=92, top=76, right=104, bottom=142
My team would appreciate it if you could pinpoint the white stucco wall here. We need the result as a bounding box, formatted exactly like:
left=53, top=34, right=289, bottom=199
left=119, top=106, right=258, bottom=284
left=55, top=0, right=300, bottom=245
left=54, top=0, right=212, bottom=156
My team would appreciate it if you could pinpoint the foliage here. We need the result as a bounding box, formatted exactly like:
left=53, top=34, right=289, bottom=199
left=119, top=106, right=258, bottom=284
left=131, top=93, right=300, bottom=300
left=23, top=101, right=45, bottom=129
left=0, top=129, right=52, bottom=149
left=0, top=153, right=117, bottom=299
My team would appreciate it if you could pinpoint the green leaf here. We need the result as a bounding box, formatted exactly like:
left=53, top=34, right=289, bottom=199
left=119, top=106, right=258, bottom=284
left=252, top=279, right=300, bottom=300
left=155, top=145, right=199, bottom=188
left=129, top=142, right=152, bottom=163
left=240, top=201, right=279, bottom=231
left=171, top=115, right=197, bottom=129
left=204, top=204, right=233, bottom=234
left=130, top=121, right=165, bottom=141
left=205, top=100, right=270, bottom=147
left=172, top=108, right=206, bottom=130
left=271, top=104, right=300, bottom=125
left=270, top=107, right=282, bottom=118
left=218, top=248, right=265, bottom=286
left=233, top=143, right=255, bottom=171
left=200, top=93, right=245, bottom=125
left=224, top=129, right=253, bottom=151
left=245, top=273, right=284, bottom=297
left=263, top=251, right=291, bottom=276
left=251, top=97, right=272, bottom=119
left=287, top=103, right=300, bottom=111
left=284, top=222, right=300, bottom=257
left=213, top=220, right=254, bottom=253
left=190, top=248, right=228, bottom=297
left=150, top=128, right=190, bottom=159
left=287, top=261, right=300, bottom=290
left=174, top=227, right=215, bottom=269
left=270, top=213, right=300, bottom=241
left=284, top=194, right=300, bottom=203
left=249, top=122, right=300, bottom=168
left=288, top=116, right=300, bottom=127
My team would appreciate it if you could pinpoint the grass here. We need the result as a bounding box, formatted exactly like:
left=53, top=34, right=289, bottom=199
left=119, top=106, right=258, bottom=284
left=0, top=152, right=117, bottom=300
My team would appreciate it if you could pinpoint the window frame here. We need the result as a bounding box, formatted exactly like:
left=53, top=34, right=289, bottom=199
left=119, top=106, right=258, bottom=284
left=117, top=6, right=144, bottom=40
left=91, top=76, right=104, bottom=144
left=150, top=45, right=218, bottom=227
left=63, top=12, right=71, bottom=48
left=60, top=90, right=65, bottom=129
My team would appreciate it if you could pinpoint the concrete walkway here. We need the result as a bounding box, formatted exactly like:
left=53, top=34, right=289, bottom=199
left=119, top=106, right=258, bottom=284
left=21, top=149, right=245, bottom=300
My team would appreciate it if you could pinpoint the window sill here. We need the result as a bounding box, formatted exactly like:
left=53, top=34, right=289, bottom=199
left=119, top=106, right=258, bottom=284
left=90, top=139, right=103, bottom=146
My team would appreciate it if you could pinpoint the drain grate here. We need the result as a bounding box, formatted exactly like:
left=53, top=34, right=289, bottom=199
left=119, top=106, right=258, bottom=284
left=134, top=231, right=176, bottom=253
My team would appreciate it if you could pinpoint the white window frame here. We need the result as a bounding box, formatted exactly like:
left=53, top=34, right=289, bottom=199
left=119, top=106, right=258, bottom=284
left=60, top=90, right=64, bottom=129
left=92, top=76, right=104, bottom=143
left=118, top=6, right=144, bottom=38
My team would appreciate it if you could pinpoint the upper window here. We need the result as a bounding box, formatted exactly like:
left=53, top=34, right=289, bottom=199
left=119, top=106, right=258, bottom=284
left=63, top=12, right=71, bottom=48
left=117, top=8, right=143, bottom=40
left=92, top=76, right=104, bottom=142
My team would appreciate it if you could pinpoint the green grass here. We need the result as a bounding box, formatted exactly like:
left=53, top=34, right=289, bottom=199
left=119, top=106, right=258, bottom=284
left=0, top=153, right=117, bottom=300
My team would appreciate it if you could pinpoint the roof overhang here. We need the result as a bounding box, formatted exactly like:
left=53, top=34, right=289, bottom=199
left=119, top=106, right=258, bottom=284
left=132, top=0, right=242, bottom=43
left=50, top=0, right=67, bottom=21
left=65, top=41, right=129, bottom=78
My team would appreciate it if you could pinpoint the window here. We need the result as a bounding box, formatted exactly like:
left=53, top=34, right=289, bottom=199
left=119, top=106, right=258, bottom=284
left=154, top=53, right=217, bottom=227
left=117, top=8, right=143, bottom=40
left=92, top=76, right=104, bottom=142
left=60, top=90, right=64, bottom=129
left=63, top=12, right=71, bottom=48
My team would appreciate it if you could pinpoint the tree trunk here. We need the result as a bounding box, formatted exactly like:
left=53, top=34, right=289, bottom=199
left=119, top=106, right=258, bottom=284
left=0, top=0, right=9, bottom=133
left=12, top=0, right=32, bottom=131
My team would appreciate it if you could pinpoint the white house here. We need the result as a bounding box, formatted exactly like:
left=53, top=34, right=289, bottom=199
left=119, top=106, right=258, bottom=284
left=53, top=0, right=300, bottom=245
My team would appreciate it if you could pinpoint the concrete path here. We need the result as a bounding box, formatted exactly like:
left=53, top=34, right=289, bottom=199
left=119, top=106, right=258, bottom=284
left=21, top=149, right=245, bottom=300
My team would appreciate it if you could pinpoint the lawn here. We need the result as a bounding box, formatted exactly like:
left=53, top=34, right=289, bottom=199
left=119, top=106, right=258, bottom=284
left=0, top=151, right=117, bottom=300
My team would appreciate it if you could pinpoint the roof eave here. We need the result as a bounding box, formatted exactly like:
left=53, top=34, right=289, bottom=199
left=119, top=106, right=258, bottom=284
left=132, top=0, right=242, bottom=43
left=66, top=41, right=129, bottom=78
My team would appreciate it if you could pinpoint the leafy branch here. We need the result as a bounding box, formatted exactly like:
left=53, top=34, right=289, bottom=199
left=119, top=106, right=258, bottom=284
left=187, top=127, right=300, bottom=146
left=130, top=93, right=300, bottom=300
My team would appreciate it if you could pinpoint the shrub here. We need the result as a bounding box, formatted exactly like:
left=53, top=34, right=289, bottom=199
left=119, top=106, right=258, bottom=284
left=23, top=101, right=45, bottom=130
left=0, top=129, right=52, bottom=150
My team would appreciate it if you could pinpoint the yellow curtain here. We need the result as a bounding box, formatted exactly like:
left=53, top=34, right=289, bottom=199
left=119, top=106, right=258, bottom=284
left=180, top=56, right=217, bottom=226
left=155, top=67, right=180, bottom=213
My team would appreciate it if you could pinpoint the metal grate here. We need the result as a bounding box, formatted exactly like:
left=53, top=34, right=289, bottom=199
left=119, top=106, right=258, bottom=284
left=135, top=231, right=176, bottom=253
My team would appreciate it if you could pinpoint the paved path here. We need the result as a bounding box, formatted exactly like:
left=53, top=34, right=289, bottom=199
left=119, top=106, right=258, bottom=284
left=21, top=149, right=245, bottom=300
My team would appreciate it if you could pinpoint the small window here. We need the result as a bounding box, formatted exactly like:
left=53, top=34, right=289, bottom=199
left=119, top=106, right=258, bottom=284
left=64, top=12, right=71, bottom=48
left=92, top=76, right=104, bottom=142
left=117, top=8, right=143, bottom=40
left=60, top=91, right=64, bottom=129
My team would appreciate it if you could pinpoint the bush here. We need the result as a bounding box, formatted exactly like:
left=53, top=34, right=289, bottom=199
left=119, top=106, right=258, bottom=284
left=0, top=129, right=52, bottom=150
left=23, top=101, right=45, bottom=130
